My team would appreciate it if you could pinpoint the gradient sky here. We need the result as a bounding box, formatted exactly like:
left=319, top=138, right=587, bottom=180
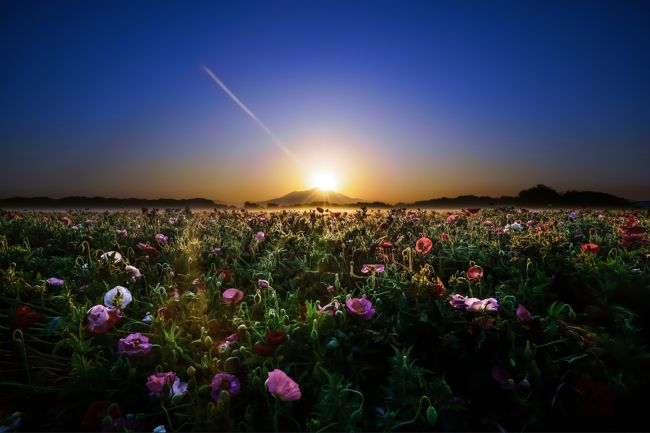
left=1, top=0, right=649, bottom=203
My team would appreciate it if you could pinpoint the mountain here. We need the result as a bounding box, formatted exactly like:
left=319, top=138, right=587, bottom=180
left=262, top=188, right=364, bottom=206
left=0, top=196, right=231, bottom=209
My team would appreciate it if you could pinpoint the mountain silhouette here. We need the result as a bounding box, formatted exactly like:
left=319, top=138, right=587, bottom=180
left=263, top=188, right=364, bottom=206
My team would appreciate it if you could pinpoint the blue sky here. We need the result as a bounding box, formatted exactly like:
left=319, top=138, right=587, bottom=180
left=1, top=0, right=649, bottom=202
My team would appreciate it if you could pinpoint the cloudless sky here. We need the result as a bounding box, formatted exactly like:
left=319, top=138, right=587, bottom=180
left=1, top=0, right=649, bottom=202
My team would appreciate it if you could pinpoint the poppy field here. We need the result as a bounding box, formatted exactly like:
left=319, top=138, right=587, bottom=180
left=1, top=207, right=649, bottom=432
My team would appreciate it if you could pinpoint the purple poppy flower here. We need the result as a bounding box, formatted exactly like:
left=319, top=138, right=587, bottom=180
left=466, top=297, right=499, bottom=313
left=210, top=373, right=241, bottom=402
left=47, top=277, right=64, bottom=286
left=118, top=333, right=152, bottom=356
left=345, top=296, right=376, bottom=320
left=155, top=234, right=168, bottom=245
left=317, top=300, right=341, bottom=317
left=516, top=305, right=532, bottom=323
left=116, top=229, right=128, bottom=237
left=258, top=279, right=269, bottom=288
left=210, top=247, right=222, bottom=256
left=361, top=264, right=385, bottom=273
left=449, top=294, right=467, bottom=309
left=255, top=231, right=265, bottom=240
left=265, top=369, right=301, bottom=401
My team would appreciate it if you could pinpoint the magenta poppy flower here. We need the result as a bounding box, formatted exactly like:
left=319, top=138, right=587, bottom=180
left=146, top=372, right=187, bottom=397
left=86, top=305, right=122, bottom=333
left=415, top=237, right=433, bottom=254
left=266, top=369, right=301, bottom=401
left=255, top=231, right=265, bottom=240
left=47, top=277, right=64, bottom=286
left=483, top=220, right=493, bottom=226
left=222, top=288, right=244, bottom=305
left=211, top=373, right=241, bottom=402
left=516, top=305, right=532, bottom=323
left=361, top=264, right=385, bottom=273
left=447, top=214, right=460, bottom=223
left=118, top=333, right=152, bottom=356
left=467, top=265, right=484, bottom=280
left=318, top=300, right=341, bottom=317
left=258, top=279, right=269, bottom=288
left=155, top=234, right=168, bottom=245
left=345, top=296, right=376, bottom=320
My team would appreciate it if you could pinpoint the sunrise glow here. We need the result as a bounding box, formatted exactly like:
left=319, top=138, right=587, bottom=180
left=309, top=170, right=340, bottom=191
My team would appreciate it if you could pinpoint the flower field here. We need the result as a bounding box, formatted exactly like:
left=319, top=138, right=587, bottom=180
left=1, top=207, right=649, bottom=432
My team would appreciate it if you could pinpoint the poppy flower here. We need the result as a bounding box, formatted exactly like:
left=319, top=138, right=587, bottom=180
left=101, top=251, right=123, bottom=264
left=467, top=265, right=484, bottom=280
left=449, top=294, right=467, bottom=309
left=415, top=237, right=433, bottom=254
left=266, top=369, right=301, bottom=401
left=516, top=305, right=533, bottom=323
left=117, top=333, right=152, bottom=356
left=439, top=232, right=450, bottom=242
left=125, top=265, right=142, bottom=279
left=146, top=372, right=188, bottom=397
left=253, top=342, right=276, bottom=357
left=379, top=241, right=394, bottom=248
left=116, top=229, right=128, bottom=237
left=222, top=288, right=244, bottom=305
left=345, top=296, right=376, bottom=320
left=447, top=214, right=460, bottom=223
left=10, top=306, right=41, bottom=329
left=581, top=243, right=600, bottom=254
left=86, top=305, right=122, bottom=333
left=465, top=297, right=499, bottom=313
left=255, top=231, right=265, bottom=240
left=211, top=373, right=241, bottom=402
left=361, top=264, right=385, bottom=273
left=47, top=277, right=64, bottom=286
left=258, top=279, right=269, bottom=288
left=136, top=242, right=158, bottom=254
left=155, top=234, right=168, bottom=245
left=266, top=329, right=287, bottom=346
left=104, top=286, right=133, bottom=309
left=317, top=300, right=341, bottom=317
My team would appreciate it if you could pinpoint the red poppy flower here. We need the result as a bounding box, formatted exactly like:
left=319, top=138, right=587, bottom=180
left=467, top=265, right=484, bottom=280
left=266, top=329, right=287, bottom=346
left=253, top=342, right=276, bottom=357
left=581, top=243, right=600, bottom=254
left=415, top=237, right=433, bottom=254
left=439, top=232, right=450, bottom=242
left=10, top=306, right=41, bottom=329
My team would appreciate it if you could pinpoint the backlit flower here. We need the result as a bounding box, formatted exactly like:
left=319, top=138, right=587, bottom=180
left=222, top=288, right=244, bottom=305
left=118, top=333, right=152, bottom=356
left=449, top=294, right=467, bottom=309
left=211, top=373, right=241, bottom=402
left=104, top=286, right=133, bottom=309
left=266, top=369, right=301, bottom=401
left=415, top=237, right=433, bottom=254
left=345, top=296, right=376, bottom=320
left=466, top=297, right=499, bottom=313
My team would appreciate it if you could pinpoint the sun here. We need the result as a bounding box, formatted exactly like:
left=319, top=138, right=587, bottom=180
left=309, top=170, right=340, bottom=191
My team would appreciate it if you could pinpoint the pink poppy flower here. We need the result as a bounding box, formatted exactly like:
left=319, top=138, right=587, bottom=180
left=154, top=234, right=168, bottom=246
left=255, top=231, right=265, bottom=240
left=415, top=237, right=433, bottom=254
left=146, top=372, right=187, bottom=397
left=467, top=265, right=484, bottom=280
left=266, top=369, right=301, bottom=401
left=222, top=288, right=244, bottom=305
left=447, top=214, right=460, bottom=223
